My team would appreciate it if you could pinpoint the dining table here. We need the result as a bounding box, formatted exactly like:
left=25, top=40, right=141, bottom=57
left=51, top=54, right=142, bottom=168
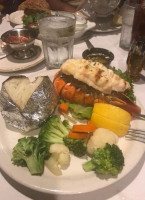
left=0, top=14, right=145, bottom=200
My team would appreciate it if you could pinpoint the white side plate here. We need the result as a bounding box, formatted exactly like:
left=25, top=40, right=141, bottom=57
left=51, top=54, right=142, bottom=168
left=0, top=39, right=44, bottom=72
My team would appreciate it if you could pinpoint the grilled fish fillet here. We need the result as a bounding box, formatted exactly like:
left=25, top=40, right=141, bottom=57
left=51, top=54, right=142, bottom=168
left=60, top=59, right=130, bottom=94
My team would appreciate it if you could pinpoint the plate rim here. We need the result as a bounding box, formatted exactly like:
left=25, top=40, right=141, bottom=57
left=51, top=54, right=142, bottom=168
left=0, top=39, right=44, bottom=73
left=0, top=70, right=145, bottom=194
left=91, top=25, right=121, bottom=33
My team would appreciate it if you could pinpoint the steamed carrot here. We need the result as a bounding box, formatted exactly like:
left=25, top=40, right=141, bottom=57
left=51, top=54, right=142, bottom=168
left=71, top=124, right=97, bottom=133
left=58, top=103, right=69, bottom=114
left=68, top=131, right=88, bottom=139
left=87, top=120, right=97, bottom=127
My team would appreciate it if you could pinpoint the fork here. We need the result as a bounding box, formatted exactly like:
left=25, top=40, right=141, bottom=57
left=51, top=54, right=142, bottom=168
left=134, top=114, right=145, bottom=121
left=125, top=128, right=145, bottom=143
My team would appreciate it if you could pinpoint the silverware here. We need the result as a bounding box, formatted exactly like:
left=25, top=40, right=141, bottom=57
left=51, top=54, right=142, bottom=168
left=134, top=114, right=145, bottom=121
left=126, top=128, right=145, bottom=143
left=85, top=39, right=94, bottom=49
left=0, top=52, right=12, bottom=60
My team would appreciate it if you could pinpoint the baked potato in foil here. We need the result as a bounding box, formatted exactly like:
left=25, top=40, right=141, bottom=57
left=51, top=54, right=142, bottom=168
left=0, top=75, right=58, bottom=133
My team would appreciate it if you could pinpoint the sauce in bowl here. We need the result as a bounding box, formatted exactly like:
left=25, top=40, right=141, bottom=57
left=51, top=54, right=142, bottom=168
left=82, top=48, right=114, bottom=66
left=7, top=35, right=32, bottom=44
left=86, top=53, right=111, bottom=64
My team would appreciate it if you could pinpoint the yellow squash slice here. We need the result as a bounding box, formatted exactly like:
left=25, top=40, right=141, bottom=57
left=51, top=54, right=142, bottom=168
left=91, top=113, right=130, bottom=137
left=93, top=103, right=131, bottom=125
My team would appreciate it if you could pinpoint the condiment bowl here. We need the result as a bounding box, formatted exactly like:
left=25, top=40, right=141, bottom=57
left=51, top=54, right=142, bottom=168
left=82, top=47, right=114, bottom=66
left=1, top=28, right=38, bottom=59
left=1, top=28, right=37, bottom=51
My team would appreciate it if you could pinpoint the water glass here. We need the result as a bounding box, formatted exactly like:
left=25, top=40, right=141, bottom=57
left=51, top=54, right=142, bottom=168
left=119, top=1, right=136, bottom=50
left=38, top=12, right=76, bottom=69
left=126, top=37, right=145, bottom=82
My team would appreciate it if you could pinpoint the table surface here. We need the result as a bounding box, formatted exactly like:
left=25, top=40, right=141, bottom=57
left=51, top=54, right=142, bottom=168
left=0, top=15, right=145, bottom=200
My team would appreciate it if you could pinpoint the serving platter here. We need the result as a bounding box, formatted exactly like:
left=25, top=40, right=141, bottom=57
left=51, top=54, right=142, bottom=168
left=0, top=39, right=44, bottom=72
left=0, top=69, right=144, bottom=195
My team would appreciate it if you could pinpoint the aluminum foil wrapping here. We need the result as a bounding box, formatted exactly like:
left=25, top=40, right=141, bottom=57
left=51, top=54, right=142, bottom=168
left=0, top=76, right=58, bottom=133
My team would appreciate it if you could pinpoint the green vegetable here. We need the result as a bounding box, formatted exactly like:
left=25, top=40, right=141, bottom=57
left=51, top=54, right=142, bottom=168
left=110, top=67, right=136, bottom=101
left=23, top=15, right=34, bottom=25
left=63, top=137, right=87, bottom=157
left=82, top=143, right=124, bottom=176
left=60, top=100, right=93, bottom=119
left=69, top=104, right=93, bottom=119
left=39, top=115, right=71, bottom=144
left=23, top=11, right=49, bottom=26
left=11, top=137, right=50, bottom=175
left=62, top=120, right=72, bottom=131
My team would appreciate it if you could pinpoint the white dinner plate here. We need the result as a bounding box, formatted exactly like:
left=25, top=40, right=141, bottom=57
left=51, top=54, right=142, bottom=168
left=0, top=39, right=44, bottom=72
left=0, top=39, right=13, bottom=59
left=0, top=69, right=145, bottom=194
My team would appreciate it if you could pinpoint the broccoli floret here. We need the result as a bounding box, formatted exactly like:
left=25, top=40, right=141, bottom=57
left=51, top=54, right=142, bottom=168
left=82, top=143, right=124, bottom=176
left=11, top=137, right=50, bottom=175
left=62, top=120, right=72, bottom=131
left=39, top=115, right=71, bottom=144
left=63, top=137, right=87, bottom=157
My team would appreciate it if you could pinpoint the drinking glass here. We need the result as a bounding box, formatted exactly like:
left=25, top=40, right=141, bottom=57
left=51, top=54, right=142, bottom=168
left=119, top=1, right=136, bottom=50
left=38, top=12, right=76, bottom=70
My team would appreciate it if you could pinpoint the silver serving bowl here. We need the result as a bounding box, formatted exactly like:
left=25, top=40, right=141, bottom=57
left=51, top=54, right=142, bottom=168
left=1, top=28, right=37, bottom=59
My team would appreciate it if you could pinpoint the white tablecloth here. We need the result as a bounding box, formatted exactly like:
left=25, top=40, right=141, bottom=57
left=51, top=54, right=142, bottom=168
left=0, top=15, right=145, bottom=200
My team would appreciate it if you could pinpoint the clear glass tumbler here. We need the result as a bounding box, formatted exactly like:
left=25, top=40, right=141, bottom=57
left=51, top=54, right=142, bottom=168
left=119, top=1, right=136, bottom=50
left=38, top=12, right=76, bottom=70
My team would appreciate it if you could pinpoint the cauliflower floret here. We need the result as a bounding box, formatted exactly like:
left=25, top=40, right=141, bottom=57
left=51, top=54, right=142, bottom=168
left=45, top=144, right=70, bottom=176
left=87, top=128, right=119, bottom=155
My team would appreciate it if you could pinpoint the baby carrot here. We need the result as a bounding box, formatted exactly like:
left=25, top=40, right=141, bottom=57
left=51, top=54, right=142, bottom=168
left=71, top=124, right=97, bottom=133
left=68, top=131, right=88, bottom=139
left=58, top=103, right=69, bottom=114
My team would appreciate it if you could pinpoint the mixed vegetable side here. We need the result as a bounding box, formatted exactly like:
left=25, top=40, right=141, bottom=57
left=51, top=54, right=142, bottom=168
left=11, top=101, right=126, bottom=177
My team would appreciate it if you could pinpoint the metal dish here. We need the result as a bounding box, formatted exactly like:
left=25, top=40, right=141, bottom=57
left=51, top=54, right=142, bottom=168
left=82, top=40, right=114, bottom=66
left=1, top=28, right=37, bottom=59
